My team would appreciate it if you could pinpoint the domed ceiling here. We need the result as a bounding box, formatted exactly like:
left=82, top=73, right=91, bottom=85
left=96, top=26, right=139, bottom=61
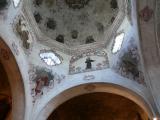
left=30, top=0, right=119, bottom=47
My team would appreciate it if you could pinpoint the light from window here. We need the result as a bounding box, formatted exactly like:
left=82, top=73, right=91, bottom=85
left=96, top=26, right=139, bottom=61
left=112, top=33, right=125, bottom=53
left=153, top=118, right=158, bottom=120
left=40, top=50, right=62, bottom=66
left=13, top=0, right=20, bottom=7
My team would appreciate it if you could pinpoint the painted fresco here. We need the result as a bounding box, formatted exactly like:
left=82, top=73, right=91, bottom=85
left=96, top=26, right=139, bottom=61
left=69, top=49, right=109, bottom=74
left=113, top=38, right=146, bottom=85
left=28, top=66, right=65, bottom=102
left=12, top=14, right=34, bottom=54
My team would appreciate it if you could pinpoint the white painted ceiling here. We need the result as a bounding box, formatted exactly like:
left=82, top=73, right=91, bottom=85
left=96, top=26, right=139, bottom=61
left=31, top=0, right=119, bottom=47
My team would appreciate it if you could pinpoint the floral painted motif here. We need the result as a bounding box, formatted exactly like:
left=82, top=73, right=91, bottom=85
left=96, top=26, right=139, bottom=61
left=139, top=6, right=153, bottom=22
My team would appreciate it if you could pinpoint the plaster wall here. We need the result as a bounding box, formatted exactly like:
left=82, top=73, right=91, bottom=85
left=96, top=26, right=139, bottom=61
left=137, top=0, right=160, bottom=116
left=0, top=2, right=33, bottom=120
left=1, top=0, right=160, bottom=119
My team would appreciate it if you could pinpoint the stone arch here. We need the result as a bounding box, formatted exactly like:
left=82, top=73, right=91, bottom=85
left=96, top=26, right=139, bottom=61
left=36, top=83, right=156, bottom=120
left=0, top=37, right=25, bottom=120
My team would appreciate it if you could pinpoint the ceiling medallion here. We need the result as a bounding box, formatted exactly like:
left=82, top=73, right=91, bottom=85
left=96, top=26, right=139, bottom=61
left=65, top=0, right=90, bottom=9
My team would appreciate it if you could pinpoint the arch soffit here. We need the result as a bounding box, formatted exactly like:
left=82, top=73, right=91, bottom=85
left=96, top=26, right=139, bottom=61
left=0, top=37, right=25, bottom=120
left=37, top=83, right=156, bottom=120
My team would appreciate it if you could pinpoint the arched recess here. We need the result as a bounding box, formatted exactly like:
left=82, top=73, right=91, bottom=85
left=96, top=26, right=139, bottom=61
left=0, top=37, right=25, bottom=120
left=36, top=83, right=156, bottom=120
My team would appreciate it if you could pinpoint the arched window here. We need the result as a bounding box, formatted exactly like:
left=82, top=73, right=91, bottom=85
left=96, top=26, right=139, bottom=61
left=112, top=32, right=125, bottom=53
left=39, top=50, right=62, bottom=66
left=13, top=0, right=20, bottom=7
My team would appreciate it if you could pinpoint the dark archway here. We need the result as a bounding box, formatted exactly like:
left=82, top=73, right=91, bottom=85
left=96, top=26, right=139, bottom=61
left=37, top=83, right=155, bottom=120
left=47, top=92, right=149, bottom=120
left=0, top=62, right=11, bottom=120
left=0, top=37, right=25, bottom=120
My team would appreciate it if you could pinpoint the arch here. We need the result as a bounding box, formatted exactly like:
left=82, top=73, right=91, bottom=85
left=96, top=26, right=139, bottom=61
left=0, top=37, right=25, bottom=120
left=36, top=83, right=156, bottom=120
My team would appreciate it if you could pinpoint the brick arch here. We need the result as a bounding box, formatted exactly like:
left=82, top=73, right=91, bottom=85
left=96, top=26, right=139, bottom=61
left=0, top=37, right=25, bottom=120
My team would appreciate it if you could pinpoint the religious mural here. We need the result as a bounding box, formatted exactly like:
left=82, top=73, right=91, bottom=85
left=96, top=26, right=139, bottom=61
left=12, top=14, right=34, bottom=54
left=139, top=6, right=153, bottom=22
left=69, top=49, right=109, bottom=74
left=113, top=38, right=146, bottom=85
left=28, top=66, right=65, bottom=102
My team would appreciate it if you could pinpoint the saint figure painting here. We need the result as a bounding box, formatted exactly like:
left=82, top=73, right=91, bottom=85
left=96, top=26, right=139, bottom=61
left=85, top=57, right=95, bottom=69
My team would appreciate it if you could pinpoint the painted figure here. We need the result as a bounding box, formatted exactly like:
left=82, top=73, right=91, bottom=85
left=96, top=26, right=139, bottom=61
left=35, top=76, right=49, bottom=95
left=85, top=57, right=95, bottom=69
left=139, top=6, right=153, bottom=22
